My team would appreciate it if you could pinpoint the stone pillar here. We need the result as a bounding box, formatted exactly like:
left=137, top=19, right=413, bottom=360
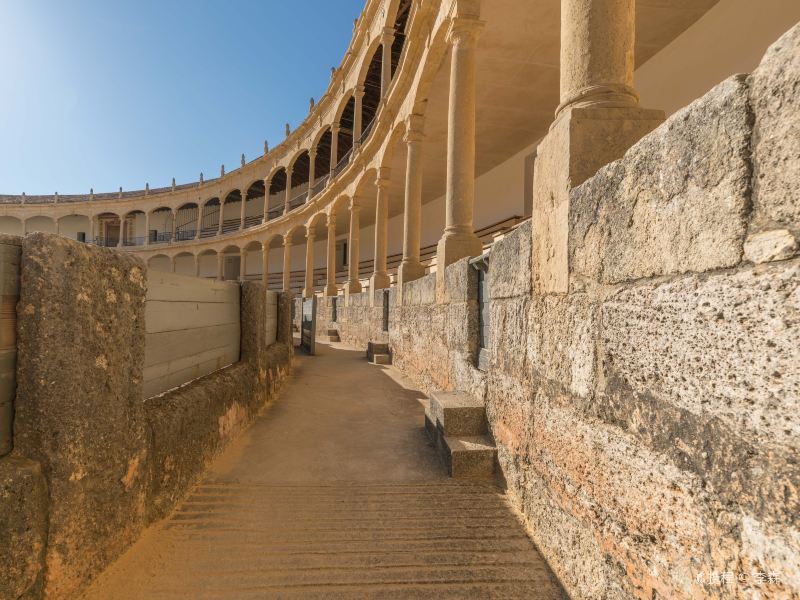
left=398, top=114, right=426, bottom=293
left=194, top=255, right=201, bottom=277
left=217, top=253, right=224, bottom=280
left=282, top=237, right=293, bottom=293
left=346, top=198, right=362, bottom=294
left=262, top=178, right=270, bottom=221
left=308, top=150, right=317, bottom=196
left=218, top=199, right=225, bottom=235
left=89, top=216, right=95, bottom=243
left=239, top=248, right=248, bottom=281
left=170, top=210, right=177, bottom=242
left=532, top=0, right=664, bottom=294
left=381, top=28, right=395, bottom=97
left=370, top=169, right=391, bottom=292
left=436, top=17, right=484, bottom=283
left=303, top=229, right=316, bottom=298
left=144, top=211, right=150, bottom=246
left=117, top=218, right=124, bottom=248
left=353, top=85, right=365, bottom=149
left=330, top=125, right=340, bottom=175
left=195, top=205, right=202, bottom=240
left=239, top=192, right=247, bottom=230
left=325, top=213, right=338, bottom=296
left=262, top=245, right=269, bottom=285
left=170, top=255, right=176, bottom=273
left=284, top=167, right=293, bottom=215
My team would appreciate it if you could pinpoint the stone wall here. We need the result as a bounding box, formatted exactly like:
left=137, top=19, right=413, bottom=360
left=3, top=234, right=293, bottom=599
left=321, top=24, right=799, bottom=600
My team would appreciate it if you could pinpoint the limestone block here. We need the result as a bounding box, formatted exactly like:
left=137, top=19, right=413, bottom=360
left=601, top=260, right=799, bottom=455
left=0, top=456, right=47, bottom=600
left=403, top=272, right=436, bottom=306
left=489, top=297, right=530, bottom=380
left=750, top=23, right=800, bottom=235
left=527, top=293, right=598, bottom=399
left=445, top=300, right=478, bottom=354
left=488, top=220, right=531, bottom=299
left=443, top=257, right=477, bottom=304
left=744, top=229, right=797, bottom=264
left=570, top=76, right=752, bottom=284
left=14, top=233, right=147, bottom=599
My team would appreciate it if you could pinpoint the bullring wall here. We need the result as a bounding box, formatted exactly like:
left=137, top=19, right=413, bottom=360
left=320, top=25, right=799, bottom=600
left=1, top=233, right=293, bottom=599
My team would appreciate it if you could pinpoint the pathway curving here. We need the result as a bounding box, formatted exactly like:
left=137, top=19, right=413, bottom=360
left=82, top=342, right=565, bottom=599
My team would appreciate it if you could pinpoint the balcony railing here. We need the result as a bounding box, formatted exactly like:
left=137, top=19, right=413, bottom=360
left=123, top=237, right=145, bottom=247
left=243, top=214, right=264, bottom=228
left=310, top=175, right=329, bottom=198
left=150, top=232, right=173, bottom=244
left=288, top=191, right=308, bottom=210
left=359, top=119, right=374, bottom=145
left=267, top=207, right=283, bottom=221
left=175, top=229, right=196, bottom=241
left=333, top=148, right=352, bottom=178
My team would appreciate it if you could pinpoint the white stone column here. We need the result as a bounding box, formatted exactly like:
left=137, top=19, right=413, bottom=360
left=308, top=149, right=317, bottom=196
left=170, top=209, right=177, bottom=242
left=325, top=213, right=338, bottom=296
left=532, top=0, right=664, bottom=295
left=346, top=198, right=361, bottom=294
left=217, top=253, right=224, bottom=280
left=117, top=217, right=124, bottom=248
left=284, top=167, right=293, bottom=215
left=239, top=248, right=248, bottom=281
left=195, top=205, right=202, bottom=240
left=399, top=115, right=426, bottom=290
left=330, top=125, right=340, bottom=175
left=239, top=192, right=247, bottom=230
left=381, top=28, right=395, bottom=97
left=353, top=85, right=365, bottom=149
left=262, top=245, right=269, bottom=285
left=194, top=255, right=201, bottom=277
left=144, top=211, right=151, bottom=246
left=218, top=199, right=225, bottom=235
left=170, top=255, right=177, bottom=273
left=370, top=169, right=391, bottom=292
left=282, top=237, right=293, bottom=293
left=436, top=17, right=484, bottom=279
left=89, top=216, right=96, bottom=243
left=262, top=177, right=270, bottom=221
left=303, top=228, right=316, bottom=298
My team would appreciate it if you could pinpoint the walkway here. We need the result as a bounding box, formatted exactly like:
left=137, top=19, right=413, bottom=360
left=82, top=342, right=565, bottom=599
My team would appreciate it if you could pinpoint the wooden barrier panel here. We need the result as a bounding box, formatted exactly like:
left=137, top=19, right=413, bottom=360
left=143, top=272, right=240, bottom=399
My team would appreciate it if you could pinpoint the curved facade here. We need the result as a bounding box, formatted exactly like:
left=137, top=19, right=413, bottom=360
left=0, top=0, right=796, bottom=294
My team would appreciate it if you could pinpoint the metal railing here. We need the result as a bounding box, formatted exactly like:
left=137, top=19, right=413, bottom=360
left=123, top=237, right=146, bottom=247
left=359, top=119, right=374, bottom=145
left=288, top=191, right=308, bottom=210
left=310, top=175, right=329, bottom=198
left=267, top=207, right=283, bottom=221
left=175, top=229, right=196, bottom=242
left=150, top=232, right=173, bottom=244
left=244, top=214, right=264, bottom=228
left=333, top=148, right=352, bottom=178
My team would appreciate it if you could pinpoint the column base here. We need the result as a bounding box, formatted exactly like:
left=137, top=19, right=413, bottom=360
left=396, top=260, right=425, bottom=305
left=346, top=279, right=362, bottom=294
left=435, top=232, right=483, bottom=292
left=324, top=284, right=339, bottom=297
left=533, top=104, right=665, bottom=295
left=302, top=287, right=315, bottom=298
left=369, top=272, right=391, bottom=291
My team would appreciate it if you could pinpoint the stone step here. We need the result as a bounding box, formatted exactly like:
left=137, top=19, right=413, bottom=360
left=327, top=335, right=340, bottom=343
left=366, top=341, right=391, bottom=362
left=444, top=435, right=497, bottom=479
left=426, top=391, right=487, bottom=437
left=372, top=353, right=391, bottom=365
left=326, top=329, right=338, bottom=336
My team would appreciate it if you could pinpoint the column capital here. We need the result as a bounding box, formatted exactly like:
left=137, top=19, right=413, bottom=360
left=447, top=17, right=484, bottom=47
left=404, top=114, right=425, bottom=143
left=309, top=147, right=318, bottom=159
left=307, top=228, right=317, bottom=240
left=331, top=123, right=340, bottom=134
left=380, top=27, right=395, bottom=45
left=327, top=212, right=337, bottom=227
left=283, top=235, right=293, bottom=247
left=350, top=197, right=361, bottom=211
left=375, top=167, right=391, bottom=189
left=354, top=84, right=366, bottom=99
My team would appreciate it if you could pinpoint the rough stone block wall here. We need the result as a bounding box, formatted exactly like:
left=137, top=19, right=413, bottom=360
left=324, top=23, right=800, bottom=600
left=8, top=236, right=293, bottom=599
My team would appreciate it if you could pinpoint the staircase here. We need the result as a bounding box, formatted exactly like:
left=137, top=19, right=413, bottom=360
left=326, top=329, right=340, bottom=343
left=367, top=341, right=391, bottom=365
left=425, top=391, right=497, bottom=479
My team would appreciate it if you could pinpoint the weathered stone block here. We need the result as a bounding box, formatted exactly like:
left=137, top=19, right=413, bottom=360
left=488, top=220, right=532, bottom=299
left=601, top=260, right=799, bottom=454
left=0, top=456, right=47, bottom=600
left=750, top=22, right=800, bottom=235
left=402, top=272, right=436, bottom=306
left=14, top=233, right=147, bottom=598
left=443, top=257, right=477, bottom=304
left=489, top=296, right=530, bottom=379
left=570, top=76, right=752, bottom=284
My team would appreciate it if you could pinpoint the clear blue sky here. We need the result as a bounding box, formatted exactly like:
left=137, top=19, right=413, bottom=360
left=0, top=0, right=365, bottom=195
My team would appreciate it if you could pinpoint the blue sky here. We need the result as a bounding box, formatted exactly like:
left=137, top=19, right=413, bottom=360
left=0, top=0, right=365, bottom=195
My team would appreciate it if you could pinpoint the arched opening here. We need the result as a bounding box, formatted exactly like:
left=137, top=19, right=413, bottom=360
left=25, top=216, right=57, bottom=235
left=221, top=245, right=241, bottom=281
left=243, top=240, right=263, bottom=280
left=197, top=249, right=218, bottom=279
left=390, top=0, right=412, bottom=77
left=95, top=213, right=121, bottom=246
left=148, top=207, right=174, bottom=244
left=288, top=151, right=311, bottom=211
left=199, top=198, right=221, bottom=238
left=122, top=210, right=146, bottom=246
left=265, top=236, right=285, bottom=291
left=56, top=215, right=91, bottom=242
left=148, top=254, right=171, bottom=273
left=175, top=203, right=199, bottom=241
left=0, top=217, right=23, bottom=237
left=174, top=252, right=195, bottom=276
left=334, top=97, right=355, bottom=177
left=267, top=170, right=287, bottom=221
left=311, top=128, right=333, bottom=198
left=244, top=182, right=265, bottom=228
left=360, top=46, right=383, bottom=144
left=221, top=191, right=242, bottom=234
